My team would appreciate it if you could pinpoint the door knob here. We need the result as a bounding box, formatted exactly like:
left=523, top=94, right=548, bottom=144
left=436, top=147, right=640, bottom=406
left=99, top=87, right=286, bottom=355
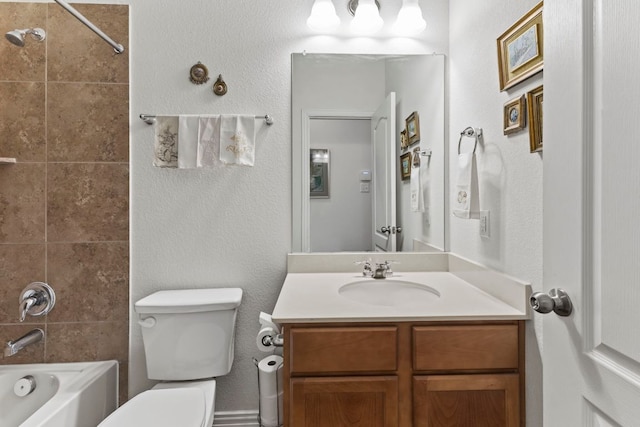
left=379, top=226, right=391, bottom=234
left=530, top=288, right=573, bottom=317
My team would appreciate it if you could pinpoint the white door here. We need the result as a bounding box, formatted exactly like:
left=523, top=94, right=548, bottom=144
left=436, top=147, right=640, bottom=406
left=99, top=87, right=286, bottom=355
left=372, top=92, right=397, bottom=252
left=543, top=0, right=640, bottom=425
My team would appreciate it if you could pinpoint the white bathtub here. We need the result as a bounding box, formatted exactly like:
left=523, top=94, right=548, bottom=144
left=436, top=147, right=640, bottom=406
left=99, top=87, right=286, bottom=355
left=0, top=360, right=118, bottom=427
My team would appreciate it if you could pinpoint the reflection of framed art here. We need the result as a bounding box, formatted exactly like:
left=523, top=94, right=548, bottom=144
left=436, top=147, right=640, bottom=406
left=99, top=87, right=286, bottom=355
left=405, top=111, right=420, bottom=146
left=527, top=85, right=543, bottom=152
left=310, top=148, right=330, bottom=198
left=400, top=152, right=412, bottom=181
left=497, top=1, right=543, bottom=91
left=400, top=129, right=408, bottom=150
left=503, top=95, right=526, bottom=135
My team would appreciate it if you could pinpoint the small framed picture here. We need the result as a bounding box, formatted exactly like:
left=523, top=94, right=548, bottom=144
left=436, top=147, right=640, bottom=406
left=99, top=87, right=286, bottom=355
left=400, top=152, right=412, bottom=181
left=400, top=129, right=409, bottom=150
left=405, top=111, right=420, bottom=146
left=503, top=95, right=526, bottom=135
left=527, top=85, right=543, bottom=152
left=497, top=2, right=543, bottom=91
left=310, top=148, right=330, bottom=198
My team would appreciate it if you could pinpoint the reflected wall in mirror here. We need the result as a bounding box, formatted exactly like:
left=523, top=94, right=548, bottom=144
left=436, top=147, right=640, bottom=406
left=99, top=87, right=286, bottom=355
left=292, top=53, right=445, bottom=253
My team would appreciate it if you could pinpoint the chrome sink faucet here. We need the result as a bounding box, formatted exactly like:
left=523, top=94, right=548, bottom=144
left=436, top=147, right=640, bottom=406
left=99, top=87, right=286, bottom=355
left=4, top=328, right=44, bottom=357
left=359, top=260, right=393, bottom=279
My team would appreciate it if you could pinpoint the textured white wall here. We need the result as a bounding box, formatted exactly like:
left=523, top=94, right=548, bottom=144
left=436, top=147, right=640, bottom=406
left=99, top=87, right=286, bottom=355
left=449, top=1, right=543, bottom=425
left=126, top=0, right=450, bottom=413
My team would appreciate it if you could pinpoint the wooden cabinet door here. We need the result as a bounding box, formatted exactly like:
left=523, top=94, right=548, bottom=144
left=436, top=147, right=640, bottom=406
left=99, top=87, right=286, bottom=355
left=290, top=376, right=398, bottom=427
left=413, top=374, right=520, bottom=427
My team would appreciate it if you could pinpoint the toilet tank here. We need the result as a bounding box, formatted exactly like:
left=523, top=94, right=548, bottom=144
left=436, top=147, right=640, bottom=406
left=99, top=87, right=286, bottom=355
left=135, top=288, right=243, bottom=381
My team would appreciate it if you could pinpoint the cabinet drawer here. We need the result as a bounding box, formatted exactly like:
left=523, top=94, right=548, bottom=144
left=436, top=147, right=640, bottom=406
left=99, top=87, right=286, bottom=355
left=289, top=326, right=397, bottom=374
left=413, top=325, right=519, bottom=371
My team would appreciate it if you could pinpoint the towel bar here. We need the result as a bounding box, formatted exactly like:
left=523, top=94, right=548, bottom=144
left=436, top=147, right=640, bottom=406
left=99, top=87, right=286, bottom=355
left=139, top=114, right=274, bottom=126
left=458, top=126, right=482, bottom=155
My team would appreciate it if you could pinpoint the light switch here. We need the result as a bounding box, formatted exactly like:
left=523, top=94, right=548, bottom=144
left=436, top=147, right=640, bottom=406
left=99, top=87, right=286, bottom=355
left=360, top=182, right=370, bottom=193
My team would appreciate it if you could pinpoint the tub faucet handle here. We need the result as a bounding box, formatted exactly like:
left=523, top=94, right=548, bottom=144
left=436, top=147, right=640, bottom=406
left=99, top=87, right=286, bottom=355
left=18, top=282, right=56, bottom=322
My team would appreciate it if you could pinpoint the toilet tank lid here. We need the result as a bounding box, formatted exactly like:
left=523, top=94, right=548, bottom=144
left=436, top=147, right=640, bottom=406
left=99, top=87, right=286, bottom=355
left=135, top=288, right=243, bottom=314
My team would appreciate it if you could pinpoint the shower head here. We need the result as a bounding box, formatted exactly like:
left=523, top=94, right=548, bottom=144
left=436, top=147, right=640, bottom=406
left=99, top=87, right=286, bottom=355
left=5, top=28, right=46, bottom=47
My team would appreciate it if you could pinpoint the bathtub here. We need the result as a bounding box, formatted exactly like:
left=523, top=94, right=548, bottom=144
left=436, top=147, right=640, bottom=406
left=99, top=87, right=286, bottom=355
left=0, top=360, right=118, bottom=427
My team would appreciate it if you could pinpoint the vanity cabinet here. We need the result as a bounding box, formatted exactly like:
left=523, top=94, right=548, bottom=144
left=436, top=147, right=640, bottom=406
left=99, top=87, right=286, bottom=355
left=282, top=321, right=525, bottom=427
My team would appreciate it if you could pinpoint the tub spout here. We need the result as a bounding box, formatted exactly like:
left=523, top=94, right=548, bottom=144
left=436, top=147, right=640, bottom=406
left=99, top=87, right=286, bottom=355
left=4, top=328, right=44, bottom=358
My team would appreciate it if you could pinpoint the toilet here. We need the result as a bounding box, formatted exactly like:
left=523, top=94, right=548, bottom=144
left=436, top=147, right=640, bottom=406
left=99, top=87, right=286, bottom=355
left=99, top=288, right=243, bottom=427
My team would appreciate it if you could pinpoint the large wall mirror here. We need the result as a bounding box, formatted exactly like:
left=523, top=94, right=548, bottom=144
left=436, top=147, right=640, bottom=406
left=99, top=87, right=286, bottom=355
left=292, top=53, right=445, bottom=253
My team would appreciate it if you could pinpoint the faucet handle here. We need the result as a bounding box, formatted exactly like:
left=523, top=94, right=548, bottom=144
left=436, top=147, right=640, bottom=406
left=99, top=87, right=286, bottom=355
left=19, top=282, right=56, bottom=322
left=354, top=259, right=373, bottom=276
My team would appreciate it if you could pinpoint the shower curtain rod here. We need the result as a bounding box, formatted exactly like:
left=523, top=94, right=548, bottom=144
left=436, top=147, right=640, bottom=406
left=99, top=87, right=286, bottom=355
left=54, top=0, right=124, bottom=54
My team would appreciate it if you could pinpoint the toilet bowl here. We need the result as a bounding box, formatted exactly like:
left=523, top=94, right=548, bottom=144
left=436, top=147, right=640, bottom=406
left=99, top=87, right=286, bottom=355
left=99, top=379, right=216, bottom=427
left=98, top=288, right=242, bottom=427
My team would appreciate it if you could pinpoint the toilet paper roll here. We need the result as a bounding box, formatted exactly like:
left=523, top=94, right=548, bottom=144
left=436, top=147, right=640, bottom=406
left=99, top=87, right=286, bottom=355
left=256, top=326, right=277, bottom=352
left=258, top=355, right=283, bottom=427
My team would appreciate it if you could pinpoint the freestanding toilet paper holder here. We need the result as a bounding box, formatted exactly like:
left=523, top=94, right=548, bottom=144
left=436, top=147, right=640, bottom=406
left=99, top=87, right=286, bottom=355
left=253, top=357, right=283, bottom=427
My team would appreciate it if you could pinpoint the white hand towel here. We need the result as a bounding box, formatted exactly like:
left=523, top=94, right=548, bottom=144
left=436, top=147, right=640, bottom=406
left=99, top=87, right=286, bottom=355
left=177, top=115, right=199, bottom=169
left=410, top=164, right=424, bottom=213
left=197, top=115, right=221, bottom=168
left=219, top=115, right=256, bottom=166
left=453, top=152, right=480, bottom=219
left=153, top=116, right=178, bottom=168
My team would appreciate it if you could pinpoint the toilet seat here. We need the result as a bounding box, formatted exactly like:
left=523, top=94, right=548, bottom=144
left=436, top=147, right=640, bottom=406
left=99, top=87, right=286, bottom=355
left=98, top=387, right=206, bottom=427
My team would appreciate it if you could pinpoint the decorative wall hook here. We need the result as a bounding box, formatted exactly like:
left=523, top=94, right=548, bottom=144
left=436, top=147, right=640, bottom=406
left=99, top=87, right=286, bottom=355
left=213, top=74, right=228, bottom=96
left=189, top=62, right=210, bottom=85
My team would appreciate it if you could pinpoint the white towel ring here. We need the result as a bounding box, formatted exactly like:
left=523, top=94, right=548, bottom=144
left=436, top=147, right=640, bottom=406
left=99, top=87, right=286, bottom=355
left=458, top=126, right=483, bottom=155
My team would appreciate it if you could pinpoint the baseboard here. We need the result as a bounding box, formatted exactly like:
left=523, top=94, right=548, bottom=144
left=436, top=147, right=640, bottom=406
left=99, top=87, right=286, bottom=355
left=212, top=410, right=260, bottom=427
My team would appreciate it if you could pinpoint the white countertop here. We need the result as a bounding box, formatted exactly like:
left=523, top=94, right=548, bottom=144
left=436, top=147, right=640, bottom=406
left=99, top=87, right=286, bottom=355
left=271, top=253, right=531, bottom=324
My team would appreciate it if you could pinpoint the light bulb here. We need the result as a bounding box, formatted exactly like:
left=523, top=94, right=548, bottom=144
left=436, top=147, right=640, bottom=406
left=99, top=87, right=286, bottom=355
left=307, top=0, right=341, bottom=32
left=350, top=0, right=383, bottom=35
left=392, top=0, right=426, bottom=36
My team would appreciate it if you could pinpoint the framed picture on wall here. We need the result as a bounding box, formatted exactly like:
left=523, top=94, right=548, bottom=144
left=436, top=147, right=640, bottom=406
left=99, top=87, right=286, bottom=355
left=400, top=129, right=409, bottom=150
left=527, top=85, right=543, bottom=152
left=503, top=95, right=526, bottom=135
left=400, top=152, right=412, bottom=181
left=310, top=149, right=330, bottom=198
left=497, top=1, right=544, bottom=91
left=405, top=111, right=421, bottom=146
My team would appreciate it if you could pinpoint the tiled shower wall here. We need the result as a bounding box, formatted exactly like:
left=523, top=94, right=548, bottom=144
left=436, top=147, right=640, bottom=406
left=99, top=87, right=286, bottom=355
left=0, top=2, right=129, bottom=401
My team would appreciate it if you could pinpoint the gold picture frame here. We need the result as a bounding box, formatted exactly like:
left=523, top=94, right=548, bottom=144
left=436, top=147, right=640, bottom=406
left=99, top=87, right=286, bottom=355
left=400, top=129, right=409, bottom=150
left=497, top=1, right=544, bottom=91
left=527, top=85, right=543, bottom=152
left=503, top=95, right=526, bottom=135
left=400, top=152, right=412, bottom=181
left=405, top=111, right=420, bottom=146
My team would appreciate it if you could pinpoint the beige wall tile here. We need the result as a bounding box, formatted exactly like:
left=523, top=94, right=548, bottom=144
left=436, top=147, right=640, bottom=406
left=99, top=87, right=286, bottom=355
left=47, top=163, right=129, bottom=242
left=0, top=323, right=46, bottom=364
left=46, top=321, right=128, bottom=363
left=0, top=82, right=46, bottom=162
left=0, top=3, right=47, bottom=82
left=47, top=4, right=128, bottom=83
left=47, top=83, right=129, bottom=162
left=47, top=242, right=129, bottom=322
left=0, top=244, right=46, bottom=323
left=0, top=163, right=46, bottom=243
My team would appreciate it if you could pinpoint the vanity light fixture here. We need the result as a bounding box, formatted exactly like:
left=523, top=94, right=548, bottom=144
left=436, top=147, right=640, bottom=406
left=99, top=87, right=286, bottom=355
left=307, top=0, right=341, bottom=32
left=350, top=0, right=384, bottom=35
left=392, top=0, right=426, bottom=36
left=307, top=0, right=425, bottom=36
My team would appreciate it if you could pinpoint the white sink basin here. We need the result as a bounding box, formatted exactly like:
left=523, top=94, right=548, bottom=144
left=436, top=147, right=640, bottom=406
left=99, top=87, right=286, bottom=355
left=338, top=279, right=441, bottom=307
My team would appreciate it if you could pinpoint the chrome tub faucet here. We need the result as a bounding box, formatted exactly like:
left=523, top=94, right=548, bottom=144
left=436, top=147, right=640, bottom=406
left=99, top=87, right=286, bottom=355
left=4, top=328, right=44, bottom=357
left=19, top=282, right=56, bottom=322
